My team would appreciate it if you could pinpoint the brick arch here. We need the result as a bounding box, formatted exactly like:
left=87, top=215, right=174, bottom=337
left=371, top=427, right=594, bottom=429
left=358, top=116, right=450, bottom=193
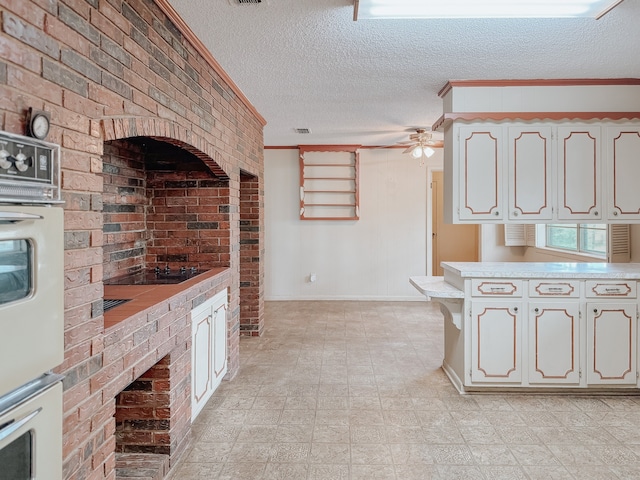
left=100, top=117, right=229, bottom=179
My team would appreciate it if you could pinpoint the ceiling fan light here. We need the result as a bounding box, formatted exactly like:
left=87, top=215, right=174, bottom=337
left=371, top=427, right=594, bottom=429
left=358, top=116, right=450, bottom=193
left=411, top=146, right=423, bottom=158
left=356, top=0, right=624, bottom=18
left=424, top=146, right=435, bottom=158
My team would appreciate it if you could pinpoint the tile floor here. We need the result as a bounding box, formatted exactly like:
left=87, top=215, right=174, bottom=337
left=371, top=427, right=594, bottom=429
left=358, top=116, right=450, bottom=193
left=169, top=300, right=640, bottom=479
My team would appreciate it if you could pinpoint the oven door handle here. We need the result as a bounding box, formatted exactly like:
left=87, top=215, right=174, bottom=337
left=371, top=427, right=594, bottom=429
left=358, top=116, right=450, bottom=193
left=0, top=212, right=44, bottom=223
left=0, top=407, right=42, bottom=442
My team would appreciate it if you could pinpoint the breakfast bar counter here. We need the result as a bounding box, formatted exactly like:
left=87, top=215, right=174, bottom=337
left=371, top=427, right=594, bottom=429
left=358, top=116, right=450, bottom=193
left=411, top=262, right=640, bottom=393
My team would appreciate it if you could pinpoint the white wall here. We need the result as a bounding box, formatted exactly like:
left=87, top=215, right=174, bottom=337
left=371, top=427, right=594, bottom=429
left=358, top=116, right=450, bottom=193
left=478, top=224, right=527, bottom=262
left=265, top=149, right=639, bottom=301
left=264, top=147, right=429, bottom=300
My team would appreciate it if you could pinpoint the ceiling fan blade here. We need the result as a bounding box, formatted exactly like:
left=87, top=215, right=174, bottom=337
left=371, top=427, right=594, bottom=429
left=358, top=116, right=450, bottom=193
left=425, top=140, right=444, bottom=148
left=402, top=145, right=416, bottom=154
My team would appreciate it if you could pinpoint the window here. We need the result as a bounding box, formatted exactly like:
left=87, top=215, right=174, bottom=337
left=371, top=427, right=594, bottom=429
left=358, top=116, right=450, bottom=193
left=545, top=224, right=607, bottom=257
left=503, top=223, right=629, bottom=262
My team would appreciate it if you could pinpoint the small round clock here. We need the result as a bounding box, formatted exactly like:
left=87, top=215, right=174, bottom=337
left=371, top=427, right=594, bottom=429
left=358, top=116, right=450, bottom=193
left=27, top=109, right=51, bottom=140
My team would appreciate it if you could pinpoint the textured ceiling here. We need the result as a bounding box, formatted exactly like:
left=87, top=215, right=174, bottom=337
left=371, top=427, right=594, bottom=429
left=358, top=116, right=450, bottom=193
left=167, top=0, right=640, bottom=147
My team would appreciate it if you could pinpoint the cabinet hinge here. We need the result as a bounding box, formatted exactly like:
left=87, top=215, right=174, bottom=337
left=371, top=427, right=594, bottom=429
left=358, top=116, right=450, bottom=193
left=579, top=369, right=582, bottom=378
left=637, top=371, right=639, bottom=379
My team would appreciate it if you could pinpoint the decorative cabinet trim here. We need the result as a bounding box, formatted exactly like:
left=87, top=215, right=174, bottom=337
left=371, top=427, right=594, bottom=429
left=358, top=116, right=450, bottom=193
left=299, top=145, right=360, bottom=220
left=557, top=127, right=601, bottom=219
left=471, top=302, right=521, bottom=382
left=610, top=129, right=640, bottom=217
left=471, top=279, right=522, bottom=297
left=529, top=303, right=579, bottom=383
left=463, top=130, right=499, bottom=216
left=511, top=129, right=550, bottom=218
left=586, top=280, right=636, bottom=298
left=529, top=280, right=579, bottom=297
left=587, top=303, right=636, bottom=383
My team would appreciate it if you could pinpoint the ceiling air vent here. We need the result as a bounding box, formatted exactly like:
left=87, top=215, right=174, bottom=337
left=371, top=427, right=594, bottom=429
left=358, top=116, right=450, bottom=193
left=232, top=0, right=263, bottom=4
left=295, top=128, right=311, bottom=134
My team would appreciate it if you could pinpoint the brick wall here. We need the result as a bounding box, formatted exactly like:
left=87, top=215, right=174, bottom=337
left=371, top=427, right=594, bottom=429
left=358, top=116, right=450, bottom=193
left=146, top=171, right=230, bottom=270
left=0, top=0, right=265, bottom=478
left=102, top=140, right=147, bottom=279
left=240, top=172, right=264, bottom=335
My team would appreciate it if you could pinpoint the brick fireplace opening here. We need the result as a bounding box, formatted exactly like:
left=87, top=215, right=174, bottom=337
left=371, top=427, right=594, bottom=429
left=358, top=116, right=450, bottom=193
left=113, top=354, right=188, bottom=478
left=102, top=137, right=231, bottom=281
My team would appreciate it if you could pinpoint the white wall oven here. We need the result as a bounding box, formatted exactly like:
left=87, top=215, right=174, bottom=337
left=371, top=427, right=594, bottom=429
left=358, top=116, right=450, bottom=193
left=0, top=131, right=63, bottom=480
left=0, top=375, right=62, bottom=479
left=0, top=204, right=64, bottom=395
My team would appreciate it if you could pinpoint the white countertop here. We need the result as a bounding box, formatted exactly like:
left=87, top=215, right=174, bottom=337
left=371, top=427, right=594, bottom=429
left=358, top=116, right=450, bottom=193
left=409, top=276, right=464, bottom=299
left=442, top=262, right=640, bottom=279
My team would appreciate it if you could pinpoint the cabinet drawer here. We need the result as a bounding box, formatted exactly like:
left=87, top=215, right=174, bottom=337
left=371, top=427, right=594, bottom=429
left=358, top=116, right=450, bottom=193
left=585, top=280, right=636, bottom=298
left=529, top=280, right=580, bottom=298
left=471, top=279, right=522, bottom=297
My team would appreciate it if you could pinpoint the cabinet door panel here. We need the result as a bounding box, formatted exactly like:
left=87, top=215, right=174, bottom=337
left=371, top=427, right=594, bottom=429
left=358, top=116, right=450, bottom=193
left=586, top=302, right=637, bottom=384
left=607, top=127, right=640, bottom=220
left=213, top=303, right=228, bottom=385
left=557, top=126, right=602, bottom=220
left=191, top=289, right=228, bottom=420
left=508, top=127, right=553, bottom=221
left=471, top=301, right=522, bottom=383
left=528, top=302, right=580, bottom=384
left=459, top=127, right=503, bottom=221
left=192, top=307, right=213, bottom=419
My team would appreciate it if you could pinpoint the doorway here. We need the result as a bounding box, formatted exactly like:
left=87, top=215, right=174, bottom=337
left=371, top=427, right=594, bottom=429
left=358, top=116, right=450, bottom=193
left=431, top=170, right=479, bottom=275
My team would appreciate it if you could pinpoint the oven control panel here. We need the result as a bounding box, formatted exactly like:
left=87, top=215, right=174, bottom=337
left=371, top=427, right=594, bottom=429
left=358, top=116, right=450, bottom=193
left=0, top=131, right=60, bottom=204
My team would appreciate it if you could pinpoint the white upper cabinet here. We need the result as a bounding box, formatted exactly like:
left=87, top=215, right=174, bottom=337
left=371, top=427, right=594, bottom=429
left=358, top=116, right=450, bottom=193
left=438, top=80, right=640, bottom=224
left=457, top=126, right=503, bottom=221
left=446, top=122, right=640, bottom=223
left=556, top=126, right=602, bottom=221
left=508, top=126, right=553, bottom=221
left=605, top=126, right=640, bottom=221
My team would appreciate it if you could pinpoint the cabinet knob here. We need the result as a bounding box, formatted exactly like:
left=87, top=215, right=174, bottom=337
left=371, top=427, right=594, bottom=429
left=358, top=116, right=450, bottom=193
left=513, top=211, right=518, bottom=217
left=534, top=308, right=539, bottom=313
left=593, top=308, right=598, bottom=313
left=513, top=307, right=518, bottom=313
left=613, top=211, right=619, bottom=216
left=594, top=211, right=599, bottom=216
left=494, top=211, right=500, bottom=216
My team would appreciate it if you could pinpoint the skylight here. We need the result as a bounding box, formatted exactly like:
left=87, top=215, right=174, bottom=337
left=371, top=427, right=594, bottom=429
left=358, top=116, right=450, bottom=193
left=354, top=0, right=624, bottom=20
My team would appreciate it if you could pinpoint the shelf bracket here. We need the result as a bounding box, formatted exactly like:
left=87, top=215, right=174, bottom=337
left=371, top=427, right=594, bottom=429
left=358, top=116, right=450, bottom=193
left=436, top=298, right=464, bottom=330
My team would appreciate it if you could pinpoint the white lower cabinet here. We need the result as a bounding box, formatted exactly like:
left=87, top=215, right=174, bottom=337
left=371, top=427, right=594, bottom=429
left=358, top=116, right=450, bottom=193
left=470, top=300, right=522, bottom=383
left=586, top=302, right=637, bottom=385
left=191, top=288, right=228, bottom=420
left=462, top=278, right=640, bottom=390
left=527, top=301, right=580, bottom=384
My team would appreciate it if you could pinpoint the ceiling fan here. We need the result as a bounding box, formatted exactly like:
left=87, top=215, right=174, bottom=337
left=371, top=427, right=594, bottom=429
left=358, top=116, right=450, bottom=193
left=399, top=129, right=443, bottom=165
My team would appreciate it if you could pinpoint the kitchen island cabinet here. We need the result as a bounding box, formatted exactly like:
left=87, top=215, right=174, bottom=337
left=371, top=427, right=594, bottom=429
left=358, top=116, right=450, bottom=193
left=411, top=262, right=640, bottom=393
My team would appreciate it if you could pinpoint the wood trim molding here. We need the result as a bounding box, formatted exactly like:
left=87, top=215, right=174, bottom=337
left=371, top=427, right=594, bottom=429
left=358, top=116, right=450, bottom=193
left=266, top=144, right=443, bottom=150
left=438, top=78, right=640, bottom=98
left=433, top=112, right=640, bottom=131
left=298, top=145, right=362, bottom=153
left=154, top=0, right=267, bottom=127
